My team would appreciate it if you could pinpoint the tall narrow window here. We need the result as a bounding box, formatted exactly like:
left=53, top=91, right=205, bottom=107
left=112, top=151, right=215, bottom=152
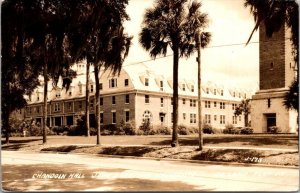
left=145, top=95, right=150, bottom=103
left=112, top=112, right=116, bottom=124
left=145, top=78, right=149, bottom=86
left=112, top=96, right=116, bottom=105
left=109, top=78, right=117, bottom=88
left=100, top=97, right=103, bottom=106
left=90, top=99, right=94, bottom=108
left=267, top=98, right=271, bottom=108
left=182, top=84, right=186, bottom=91
left=125, top=94, right=130, bottom=104
left=160, top=80, right=163, bottom=91
left=182, top=98, right=186, bottom=105
left=99, top=83, right=103, bottom=90
left=124, top=79, right=129, bottom=86
left=100, top=113, right=104, bottom=124
left=160, top=98, right=164, bottom=107
left=90, top=85, right=94, bottom=93
left=191, top=85, right=194, bottom=92
left=125, top=111, right=130, bottom=122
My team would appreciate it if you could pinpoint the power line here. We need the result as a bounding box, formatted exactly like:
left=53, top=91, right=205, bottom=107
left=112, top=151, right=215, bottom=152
left=123, top=38, right=291, bottom=67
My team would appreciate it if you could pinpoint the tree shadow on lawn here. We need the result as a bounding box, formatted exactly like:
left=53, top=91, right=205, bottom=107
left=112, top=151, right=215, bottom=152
left=2, top=143, right=29, bottom=150
left=2, top=164, right=213, bottom=191
left=148, top=135, right=298, bottom=147
left=41, top=145, right=92, bottom=153
left=1, top=138, right=41, bottom=144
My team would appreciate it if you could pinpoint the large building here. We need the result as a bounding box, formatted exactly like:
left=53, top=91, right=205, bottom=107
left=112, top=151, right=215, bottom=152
left=251, top=23, right=298, bottom=133
left=24, top=62, right=253, bottom=130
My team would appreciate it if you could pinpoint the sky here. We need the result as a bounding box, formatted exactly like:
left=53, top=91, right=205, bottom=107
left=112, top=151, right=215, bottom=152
left=123, top=0, right=260, bottom=92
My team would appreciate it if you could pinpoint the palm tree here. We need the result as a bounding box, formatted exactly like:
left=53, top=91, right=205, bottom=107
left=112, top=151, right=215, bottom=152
left=139, top=0, right=211, bottom=147
left=234, top=99, right=251, bottom=127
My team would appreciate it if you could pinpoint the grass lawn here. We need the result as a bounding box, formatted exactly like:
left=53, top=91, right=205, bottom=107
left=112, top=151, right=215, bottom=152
left=1, top=134, right=298, bottom=150
left=2, top=134, right=298, bottom=167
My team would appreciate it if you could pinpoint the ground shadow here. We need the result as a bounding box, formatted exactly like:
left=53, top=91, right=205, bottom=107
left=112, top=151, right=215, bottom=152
left=2, top=143, right=29, bottom=150
left=148, top=135, right=299, bottom=147
left=2, top=164, right=213, bottom=191
left=1, top=138, right=41, bottom=144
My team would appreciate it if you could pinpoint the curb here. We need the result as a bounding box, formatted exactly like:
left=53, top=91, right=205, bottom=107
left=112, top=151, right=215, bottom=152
left=36, top=149, right=299, bottom=169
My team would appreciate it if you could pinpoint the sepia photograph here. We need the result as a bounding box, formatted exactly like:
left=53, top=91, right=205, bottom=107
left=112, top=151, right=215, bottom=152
left=1, top=0, right=299, bottom=192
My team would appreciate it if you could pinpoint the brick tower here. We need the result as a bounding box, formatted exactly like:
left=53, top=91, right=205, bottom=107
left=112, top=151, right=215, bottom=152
left=251, top=23, right=298, bottom=133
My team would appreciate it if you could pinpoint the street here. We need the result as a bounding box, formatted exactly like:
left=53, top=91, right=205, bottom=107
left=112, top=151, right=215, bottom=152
left=2, top=151, right=299, bottom=191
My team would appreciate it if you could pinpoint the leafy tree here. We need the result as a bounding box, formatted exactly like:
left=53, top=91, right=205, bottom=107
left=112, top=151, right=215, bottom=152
left=139, top=0, right=211, bottom=147
left=234, top=99, right=251, bottom=127
left=245, top=0, right=299, bottom=115
left=283, top=79, right=298, bottom=112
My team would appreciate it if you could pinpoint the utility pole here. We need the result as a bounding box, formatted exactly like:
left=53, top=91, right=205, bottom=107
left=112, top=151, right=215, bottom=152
left=196, top=32, right=203, bottom=150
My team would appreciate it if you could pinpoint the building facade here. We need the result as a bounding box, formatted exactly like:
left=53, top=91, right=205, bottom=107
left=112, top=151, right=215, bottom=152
left=251, top=24, right=298, bottom=133
left=24, top=62, right=252, bottom=130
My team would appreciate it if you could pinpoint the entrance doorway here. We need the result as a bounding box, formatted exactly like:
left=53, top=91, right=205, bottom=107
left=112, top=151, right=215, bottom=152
left=265, top=113, right=276, bottom=132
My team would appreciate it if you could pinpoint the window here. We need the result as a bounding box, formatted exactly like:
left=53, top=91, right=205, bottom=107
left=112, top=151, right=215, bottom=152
left=36, top=107, right=40, bottom=113
left=182, top=98, right=186, bottom=105
left=145, top=78, right=149, bottom=86
left=160, top=81, right=163, bottom=91
left=214, top=101, right=217, bottom=107
left=90, top=99, right=94, bottom=108
left=79, top=101, right=82, bottom=109
left=109, top=78, right=117, bottom=88
left=100, top=113, right=104, bottom=124
left=238, top=93, right=241, bottom=98
left=28, top=107, right=32, bottom=114
left=190, top=113, right=196, bottom=124
left=145, top=95, right=150, bottom=103
left=220, top=115, right=225, bottom=124
left=232, top=116, right=237, bottom=124
left=68, top=102, right=72, bottom=110
left=221, top=90, right=224, bottom=96
left=171, top=97, right=173, bottom=105
left=213, top=89, right=216, bottom=95
left=100, top=83, right=103, bottom=90
left=214, top=115, right=217, bottom=121
left=100, top=97, right=103, bottom=106
left=220, top=102, right=225, bottom=109
left=239, top=116, right=241, bottom=121
left=182, top=84, right=186, bottom=91
left=183, top=113, right=186, bottom=120
left=112, top=112, right=116, bottom=124
left=205, top=101, right=211, bottom=108
left=124, top=79, right=129, bottom=86
left=206, top=88, right=209, bottom=94
left=160, top=98, right=164, bottom=107
left=56, top=91, right=61, bottom=98
left=90, top=85, right=94, bottom=93
left=54, top=103, right=61, bottom=112
left=112, top=96, right=116, bottom=105
left=205, top=114, right=211, bottom=124
left=190, top=99, right=196, bottom=107
left=125, top=111, right=130, bottom=122
left=191, top=85, right=194, bottom=92
left=79, top=85, right=83, bottom=94
left=143, top=110, right=152, bottom=123
left=69, top=91, right=72, bottom=96
left=125, top=95, right=130, bottom=104
left=267, top=98, right=271, bottom=108
left=270, top=62, right=274, bottom=69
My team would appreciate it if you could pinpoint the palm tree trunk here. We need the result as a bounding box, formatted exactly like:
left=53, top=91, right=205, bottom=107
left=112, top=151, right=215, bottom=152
left=85, top=62, right=90, bottom=137
left=171, top=47, right=179, bottom=147
left=94, top=65, right=101, bottom=145
left=43, top=63, right=48, bottom=144
left=197, top=33, right=203, bottom=150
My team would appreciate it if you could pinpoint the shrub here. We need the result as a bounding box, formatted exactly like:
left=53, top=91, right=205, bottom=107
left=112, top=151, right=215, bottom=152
left=268, top=126, right=281, bottom=134
left=139, top=120, right=152, bottom=135
left=101, top=124, right=118, bottom=135
left=240, top=127, right=253, bottom=134
left=121, top=120, right=136, bottom=135
left=178, top=125, right=190, bottom=135
left=202, top=123, right=213, bottom=134
left=52, top=126, right=64, bottom=135
left=67, top=125, right=85, bottom=136
left=223, top=124, right=241, bottom=134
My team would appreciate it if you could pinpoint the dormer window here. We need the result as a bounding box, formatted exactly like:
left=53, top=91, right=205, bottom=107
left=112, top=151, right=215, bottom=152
left=233, top=92, right=236, bottom=97
left=56, top=91, right=61, bottom=98
left=109, top=78, right=117, bottom=88
left=191, top=85, right=194, bottom=92
left=145, top=78, right=149, bottom=86
left=90, top=85, right=94, bottom=93
left=125, top=79, right=129, bottom=86
left=79, top=85, right=83, bottom=95
left=182, top=84, right=186, bottom=91
left=238, top=93, right=241, bottom=98
left=160, top=81, right=163, bottom=91
left=221, top=90, right=224, bottom=96
left=37, top=96, right=40, bottom=101
left=206, top=88, right=209, bottom=94
left=213, top=89, right=216, bottom=95
left=69, top=91, right=72, bottom=96
left=100, top=83, right=103, bottom=90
